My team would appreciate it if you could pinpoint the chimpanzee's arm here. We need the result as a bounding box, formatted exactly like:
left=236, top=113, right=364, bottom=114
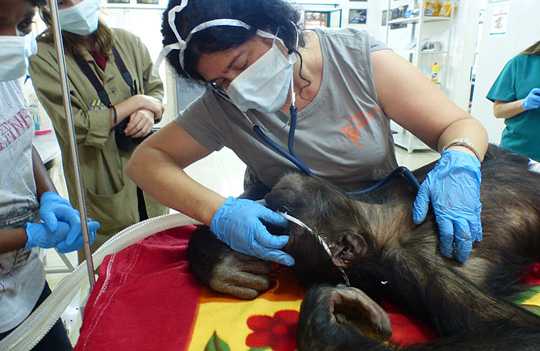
left=384, top=244, right=540, bottom=336
left=407, top=328, right=540, bottom=351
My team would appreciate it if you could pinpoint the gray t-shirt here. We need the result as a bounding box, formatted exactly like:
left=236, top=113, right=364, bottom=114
left=0, top=79, right=44, bottom=333
left=177, top=28, right=398, bottom=191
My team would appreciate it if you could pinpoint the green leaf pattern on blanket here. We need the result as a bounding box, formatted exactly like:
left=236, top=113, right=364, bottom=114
left=205, top=331, right=231, bottom=351
left=513, top=286, right=540, bottom=316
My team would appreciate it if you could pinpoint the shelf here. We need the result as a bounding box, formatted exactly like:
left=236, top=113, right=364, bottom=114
left=395, top=49, right=449, bottom=56
left=392, top=129, right=431, bottom=153
left=419, top=50, right=448, bottom=55
left=388, top=16, right=452, bottom=25
left=385, top=4, right=454, bottom=153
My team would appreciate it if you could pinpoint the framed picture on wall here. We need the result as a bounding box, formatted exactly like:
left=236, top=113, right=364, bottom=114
left=349, top=9, right=367, bottom=25
left=106, top=0, right=130, bottom=4
left=304, top=11, right=330, bottom=29
left=136, top=0, right=159, bottom=4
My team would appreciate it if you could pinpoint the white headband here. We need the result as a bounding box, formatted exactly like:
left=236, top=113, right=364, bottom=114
left=154, top=0, right=298, bottom=76
left=157, top=0, right=253, bottom=72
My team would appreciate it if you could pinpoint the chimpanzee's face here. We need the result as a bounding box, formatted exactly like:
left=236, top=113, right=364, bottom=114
left=265, top=174, right=373, bottom=283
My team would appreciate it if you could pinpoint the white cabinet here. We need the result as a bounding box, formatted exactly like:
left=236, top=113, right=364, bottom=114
left=384, top=0, right=457, bottom=152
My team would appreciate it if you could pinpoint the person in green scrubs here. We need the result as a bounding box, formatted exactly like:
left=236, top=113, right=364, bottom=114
left=488, top=41, right=540, bottom=162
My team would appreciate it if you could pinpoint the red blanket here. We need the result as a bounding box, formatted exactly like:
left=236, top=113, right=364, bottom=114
left=75, top=226, right=540, bottom=351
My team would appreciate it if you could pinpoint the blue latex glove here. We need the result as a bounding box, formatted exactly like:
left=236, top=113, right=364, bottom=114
left=210, top=197, right=295, bottom=266
left=25, top=220, right=99, bottom=253
left=56, top=220, right=100, bottom=253
left=39, top=192, right=80, bottom=234
left=523, top=88, right=540, bottom=111
left=25, top=221, right=71, bottom=250
left=412, top=149, right=482, bottom=263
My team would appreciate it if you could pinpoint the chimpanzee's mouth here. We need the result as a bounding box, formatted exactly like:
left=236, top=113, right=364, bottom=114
left=277, top=204, right=293, bottom=213
left=282, top=221, right=306, bottom=255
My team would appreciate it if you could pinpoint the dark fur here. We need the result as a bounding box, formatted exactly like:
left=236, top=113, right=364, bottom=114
left=188, top=145, right=540, bottom=350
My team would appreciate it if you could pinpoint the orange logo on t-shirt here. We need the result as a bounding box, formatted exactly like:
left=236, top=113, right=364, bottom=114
left=340, top=106, right=381, bottom=148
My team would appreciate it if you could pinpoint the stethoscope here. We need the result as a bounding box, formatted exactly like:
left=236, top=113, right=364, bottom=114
left=212, top=84, right=421, bottom=195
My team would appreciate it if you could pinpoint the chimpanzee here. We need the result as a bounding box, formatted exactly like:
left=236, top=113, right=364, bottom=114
left=188, top=145, right=540, bottom=350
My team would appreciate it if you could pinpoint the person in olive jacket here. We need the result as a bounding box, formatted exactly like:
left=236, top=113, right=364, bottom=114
left=30, top=0, right=168, bottom=259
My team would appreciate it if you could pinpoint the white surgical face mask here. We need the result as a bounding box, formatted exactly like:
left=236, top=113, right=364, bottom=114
left=157, top=0, right=300, bottom=112
left=226, top=39, right=297, bottom=113
left=58, top=0, right=100, bottom=36
left=0, top=33, right=38, bottom=82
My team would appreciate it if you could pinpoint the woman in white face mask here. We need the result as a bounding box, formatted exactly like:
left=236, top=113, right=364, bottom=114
left=29, top=0, right=169, bottom=260
left=0, top=0, right=98, bottom=349
left=127, top=0, right=489, bottom=299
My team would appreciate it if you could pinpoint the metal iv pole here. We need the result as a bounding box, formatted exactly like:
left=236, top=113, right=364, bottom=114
left=46, top=0, right=96, bottom=288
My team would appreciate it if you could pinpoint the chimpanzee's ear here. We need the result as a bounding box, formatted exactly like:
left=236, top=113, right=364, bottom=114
left=331, top=233, right=368, bottom=268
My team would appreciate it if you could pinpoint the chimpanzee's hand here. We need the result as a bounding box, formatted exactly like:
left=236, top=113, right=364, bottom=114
left=208, top=251, right=273, bottom=299
left=297, top=285, right=392, bottom=351
left=413, top=149, right=482, bottom=263
left=187, top=226, right=272, bottom=300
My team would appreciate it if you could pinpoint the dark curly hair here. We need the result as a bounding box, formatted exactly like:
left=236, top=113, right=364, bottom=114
left=523, top=41, right=540, bottom=56
left=161, top=0, right=305, bottom=82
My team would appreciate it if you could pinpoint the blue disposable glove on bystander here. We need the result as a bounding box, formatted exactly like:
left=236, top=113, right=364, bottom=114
left=523, top=88, right=540, bottom=111
left=25, top=221, right=71, bottom=250
left=55, top=219, right=99, bottom=253
left=39, top=192, right=81, bottom=234
left=412, top=149, right=482, bottom=263
left=210, top=197, right=295, bottom=266
left=25, top=220, right=99, bottom=253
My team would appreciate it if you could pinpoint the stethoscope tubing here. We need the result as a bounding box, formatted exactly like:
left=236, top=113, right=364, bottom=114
left=212, top=87, right=421, bottom=195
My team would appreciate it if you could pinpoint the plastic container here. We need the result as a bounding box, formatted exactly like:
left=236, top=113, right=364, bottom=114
left=424, top=0, right=435, bottom=16
left=424, top=0, right=443, bottom=17
left=433, top=0, right=442, bottom=16
left=431, top=62, right=441, bottom=84
left=440, top=1, right=453, bottom=17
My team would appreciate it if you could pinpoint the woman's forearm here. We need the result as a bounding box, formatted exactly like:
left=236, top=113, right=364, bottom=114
left=112, top=95, right=164, bottom=128
left=0, top=227, right=27, bottom=253
left=437, top=118, right=488, bottom=161
left=493, top=100, right=526, bottom=119
left=32, top=146, right=57, bottom=198
left=112, top=96, right=143, bottom=127
left=126, top=144, right=225, bottom=225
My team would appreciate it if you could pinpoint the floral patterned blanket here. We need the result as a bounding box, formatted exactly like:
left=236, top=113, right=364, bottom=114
left=74, top=226, right=540, bottom=351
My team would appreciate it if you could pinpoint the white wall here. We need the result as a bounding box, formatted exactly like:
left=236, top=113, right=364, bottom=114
left=444, top=0, right=484, bottom=109
left=364, top=0, right=387, bottom=41
left=471, top=0, right=540, bottom=143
